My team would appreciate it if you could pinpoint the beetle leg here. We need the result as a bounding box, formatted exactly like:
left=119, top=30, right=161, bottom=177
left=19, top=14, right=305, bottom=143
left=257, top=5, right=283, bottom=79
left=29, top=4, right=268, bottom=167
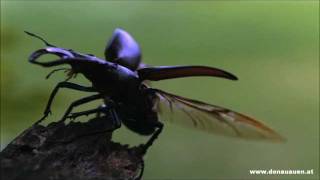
left=133, top=122, right=163, bottom=180
left=36, top=82, right=96, bottom=124
left=109, top=107, right=121, bottom=129
left=67, top=105, right=107, bottom=120
left=140, top=121, right=163, bottom=155
left=80, top=105, right=121, bottom=132
left=135, top=159, right=144, bottom=180
left=68, top=103, right=121, bottom=128
left=53, top=107, right=121, bottom=144
left=58, top=94, right=102, bottom=123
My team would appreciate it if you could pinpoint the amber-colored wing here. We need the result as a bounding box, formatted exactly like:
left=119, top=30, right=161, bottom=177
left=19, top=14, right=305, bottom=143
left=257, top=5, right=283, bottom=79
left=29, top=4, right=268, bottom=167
left=152, top=89, right=285, bottom=142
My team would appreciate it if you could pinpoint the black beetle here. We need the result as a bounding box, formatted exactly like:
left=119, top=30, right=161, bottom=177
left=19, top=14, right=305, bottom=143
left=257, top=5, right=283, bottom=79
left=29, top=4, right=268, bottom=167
left=26, top=29, right=284, bottom=153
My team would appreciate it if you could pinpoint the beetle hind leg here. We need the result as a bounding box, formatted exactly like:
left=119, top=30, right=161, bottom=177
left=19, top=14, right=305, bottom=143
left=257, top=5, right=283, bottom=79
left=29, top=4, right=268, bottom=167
left=140, top=121, right=163, bottom=155
left=134, top=159, right=144, bottom=180
left=58, top=94, right=102, bottom=123
left=133, top=121, right=163, bottom=180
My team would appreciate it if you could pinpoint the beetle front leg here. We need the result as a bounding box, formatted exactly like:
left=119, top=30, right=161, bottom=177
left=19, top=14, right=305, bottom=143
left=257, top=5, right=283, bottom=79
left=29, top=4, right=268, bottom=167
left=36, top=82, right=96, bottom=124
left=58, top=94, right=102, bottom=123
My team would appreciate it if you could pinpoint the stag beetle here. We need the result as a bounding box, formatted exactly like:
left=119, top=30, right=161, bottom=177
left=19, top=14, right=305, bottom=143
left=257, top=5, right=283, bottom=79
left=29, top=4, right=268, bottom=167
left=26, top=29, right=284, bottom=154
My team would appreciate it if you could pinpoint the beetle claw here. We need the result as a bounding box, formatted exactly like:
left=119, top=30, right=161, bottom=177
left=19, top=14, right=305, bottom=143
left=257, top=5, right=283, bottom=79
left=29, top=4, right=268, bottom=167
left=36, top=112, right=50, bottom=124
left=38, top=110, right=52, bottom=123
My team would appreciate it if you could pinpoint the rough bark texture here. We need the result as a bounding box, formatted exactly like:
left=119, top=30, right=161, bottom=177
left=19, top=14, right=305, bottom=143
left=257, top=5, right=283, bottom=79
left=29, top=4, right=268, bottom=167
left=0, top=117, right=144, bottom=180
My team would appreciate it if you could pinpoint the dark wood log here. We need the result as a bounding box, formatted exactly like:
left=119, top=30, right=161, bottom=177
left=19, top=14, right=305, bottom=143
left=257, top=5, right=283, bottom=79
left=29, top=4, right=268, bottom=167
left=0, top=117, right=145, bottom=180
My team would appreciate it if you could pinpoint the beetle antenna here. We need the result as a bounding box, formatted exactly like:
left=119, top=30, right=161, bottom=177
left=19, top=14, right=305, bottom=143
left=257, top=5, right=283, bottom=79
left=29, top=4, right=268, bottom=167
left=24, top=31, right=55, bottom=47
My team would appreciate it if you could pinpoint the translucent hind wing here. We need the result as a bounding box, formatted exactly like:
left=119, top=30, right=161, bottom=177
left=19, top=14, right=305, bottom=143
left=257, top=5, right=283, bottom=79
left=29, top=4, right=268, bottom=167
left=153, top=89, right=284, bottom=142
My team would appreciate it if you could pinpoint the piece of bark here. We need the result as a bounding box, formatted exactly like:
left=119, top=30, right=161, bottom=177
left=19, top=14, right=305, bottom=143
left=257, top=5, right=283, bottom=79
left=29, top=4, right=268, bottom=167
left=0, top=117, right=144, bottom=180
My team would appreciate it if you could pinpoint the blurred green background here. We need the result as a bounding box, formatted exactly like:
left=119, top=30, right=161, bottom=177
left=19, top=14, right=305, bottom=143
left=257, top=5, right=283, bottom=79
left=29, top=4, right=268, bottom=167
left=1, top=1, right=319, bottom=179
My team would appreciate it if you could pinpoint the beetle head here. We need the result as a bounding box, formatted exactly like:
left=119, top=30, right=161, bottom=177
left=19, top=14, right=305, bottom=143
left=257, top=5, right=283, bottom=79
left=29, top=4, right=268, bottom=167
left=25, top=31, right=89, bottom=80
left=26, top=31, right=128, bottom=81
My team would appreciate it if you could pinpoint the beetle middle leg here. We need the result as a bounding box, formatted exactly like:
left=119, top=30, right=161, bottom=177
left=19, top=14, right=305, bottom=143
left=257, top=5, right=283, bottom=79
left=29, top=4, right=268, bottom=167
left=67, top=103, right=121, bottom=129
left=86, top=107, right=122, bottom=133
left=58, top=94, right=102, bottom=123
left=36, top=81, right=96, bottom=124
left=67, top=104, right=107, bottom=120
left=72, top=113, right=121, bottom=142
left=74, top=109, right=121, bottom=137
left=54, top=105, right=121, bottom=143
